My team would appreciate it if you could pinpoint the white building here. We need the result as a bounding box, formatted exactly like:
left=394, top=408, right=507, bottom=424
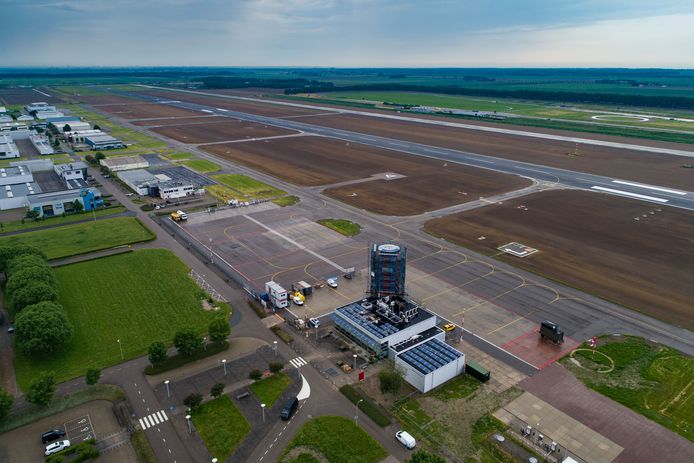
left=100, top=155, right=148, bottom=172
left=0, top=134, right=20, bottom=159
left=0, top=116, right=12, bottom=124
left=25, top=102, right=57, bottom=113
left=117, top=168, right=198, bottom=200
left=16, top=115, right=34, bottom=122
left=54, top=161, right=88, bottom=182
left=35, top=111, right=65, bottom=120
left=64, top=129, right=103, bottom=143
left=30, top=135, right=55, bottom=155
left=0, top=106, right=6, bottom=114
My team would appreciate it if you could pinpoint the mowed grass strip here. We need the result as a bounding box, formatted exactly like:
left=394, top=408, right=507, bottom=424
left=281, top=416, right=387, bottom=463
left=249, top=373, right=291, bottom=407
left=192, top=396, right=251, bottom=460
left=206, top=184, right=249, bottom=203
left=212, top=174, right=286, bottom=199
left=273, top=195, right=300, bottom=207
left=182, top=159, right=221, bottom=173
left=13, top=249, right=224, bottom=389
left=317, top=218, right=361, bottom=237
left=0, top=216, right=154, bottom=260
left=0, top=206, right=126, bottom=234
left=562, top=336, right=694, bottom=442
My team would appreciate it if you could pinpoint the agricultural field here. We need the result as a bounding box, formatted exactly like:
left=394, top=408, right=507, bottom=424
left=13, top=249, right=226, bottom=388
left=182, top=159, right=221, bottom=173
left=280, top=416, right=387, bottom=463
left=151, top=120, right=297, bottom=144
left=561, top=336, right=694, bottom=442
left=192, top=395, right=251, bottom=460
left=0, top=216, right=154, bottom=260
left=424, top=190, right=694, bottom=329
left=211, top=174, right=286, bottom=199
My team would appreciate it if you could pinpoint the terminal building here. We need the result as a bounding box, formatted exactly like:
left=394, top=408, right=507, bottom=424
left=332, top=243, right=466, bottom=393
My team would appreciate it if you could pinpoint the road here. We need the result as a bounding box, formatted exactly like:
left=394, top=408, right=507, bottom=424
left=119, top=88, right=694, bottom=211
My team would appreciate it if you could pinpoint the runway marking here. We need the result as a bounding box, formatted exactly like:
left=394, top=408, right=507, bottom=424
left=591, top=186, right=668, bottom=203
left=289, top=357, right=307, bottom=368
left=612, top=180, right=687, bottom=195
left=33, top=88, right=51, bottom=97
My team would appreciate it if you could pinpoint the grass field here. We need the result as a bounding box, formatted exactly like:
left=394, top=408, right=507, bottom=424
left=428, top=374, right=480, bottom=402
left=206, top=184, right=249, bottom=203
left=182, top=159, right=221, bottom=173
left=272, top=195, right=300, bottom=207
left=211, top=174, right=286, bottom=199
left=249, top=373, right=291, bottom=407
left=561, top=336, right=694, bottom=442
left=13, top=249, right=225, bottom=389
left=0, top=216, right=154, bottom=260
left=281, top=416, right=387, bottom=463
left=0, top=206, right=126, bottom=234
left=163, top=152, right=193, bottom=160
left=192, top=396, right=250, bottom=460
left=317, top=218, right=361, bottom=237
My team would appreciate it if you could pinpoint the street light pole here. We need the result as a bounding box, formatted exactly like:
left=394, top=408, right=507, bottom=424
left=261, top=403, right=266, bottom=423
left=315, top=325, right=318, bottom=341
left=222, top=359, right=227, bottom=377
left=273, top=341, right=278, bottom=357
left=185, top=415, right=191, bottom=433
left=117, top=339, right=124, bottom=360
left=164, top=380, right=170, bottom=398
left=209, top=238, right=213, bottom=264
left=353, top=354, right=357, bottom=371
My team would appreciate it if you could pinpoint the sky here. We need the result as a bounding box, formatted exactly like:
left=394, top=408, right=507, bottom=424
left=1, top=0, right=694, bottom=67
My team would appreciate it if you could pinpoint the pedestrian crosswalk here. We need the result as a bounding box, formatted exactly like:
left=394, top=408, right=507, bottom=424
left=139, top=410, right=169, bottom=430
left=289, top=357, right=307, bottom=368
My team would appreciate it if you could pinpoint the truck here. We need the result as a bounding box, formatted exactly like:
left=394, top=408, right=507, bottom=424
left=539, top=320, right=564, bottom=344
left=170, top=210, right=187, bottom=222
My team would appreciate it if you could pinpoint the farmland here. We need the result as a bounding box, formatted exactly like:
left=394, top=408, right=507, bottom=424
left=13, top=249, right=226, bottom=389
left=424, top=189, right=694, bottom=328
left=151, top=120, right=297, bottom=144
left=0, top=216, right=155, bottom=260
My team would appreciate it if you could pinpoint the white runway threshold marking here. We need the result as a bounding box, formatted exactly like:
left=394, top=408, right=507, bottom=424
left=611, top=180, right=687, bottom=195
left=139, top=410, right=169, bottom=430
left=591, top=186, right=669, bottom=203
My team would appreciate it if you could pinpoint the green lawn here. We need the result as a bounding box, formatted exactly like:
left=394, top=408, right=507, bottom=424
left=0, top=216, right=154, bottom=260
left=287, top=454, right=320, bottom=463
left=561, top=336, right=694, bottom=442
left=0, top=206, right=126, bottom=234
left=206, top=184, right=249, bottom=203
left=182, top=159, right=221, bottom=173
left=249, top=372, right=291, bottom=407
left=211, top=174, right=286, bottom=199
left=317, top=219, right=362, bottom=237
left=281, top=416, right=387, bottom=463
left=428, top=374, right=480, bottom=402
left=272, top=195, right=300, bottom=207
left=13, top=249, right=226, bottom=389
left=163, top=152, right=193, bottom=160
left=192, top=396, right=251, bottom=460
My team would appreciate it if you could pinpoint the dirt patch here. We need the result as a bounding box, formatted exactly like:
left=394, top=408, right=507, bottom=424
left=152, top=120, right=297, bottom=144
left=424, top=189, right=694, bottom=328
left=131, top=116, right=229, bottom=126
left=99, top=103, right=203, bottom=119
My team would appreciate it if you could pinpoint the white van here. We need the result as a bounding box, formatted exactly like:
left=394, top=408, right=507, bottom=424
left=395, top=430, right=416, bottom=449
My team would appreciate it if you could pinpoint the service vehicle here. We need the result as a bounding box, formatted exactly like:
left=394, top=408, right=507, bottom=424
left=170, top=210, right=188, bottom=222
left=396, top=430, right=416, bottom=449
left=539, top=320, right=564, bottom=344
left=45, top=440, right=70, bottom=456
left=443, top=323, right=456, bottom=332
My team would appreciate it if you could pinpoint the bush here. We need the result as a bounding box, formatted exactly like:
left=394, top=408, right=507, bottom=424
left=148, top=341, right=168, bottom=366
left=45, top=439, right=99, bottom=463
left=248, top=300, right=268, bottom=318
left=140, top=203, right=155, bottom=211
left=269, top=362, right=284, bottom=374
left=249, top=369, right=262, bottom=381
left=378, top=367, right=404, bottom=395
left=211, top=383, right=225, bottom=398
left=184, top=393, right=202, bottom=412
left=85, top=368, right=101, bottom=386
left=9, top=281, right=58, bottom=313
left=144, top=341, right=228, bottom=375
left=15, top=302, right=73, bottom=357
left=26, top=372, right=56, bottom=406
left=0, top=387, right=13, bottom=420
left=208, top=317, right=230, bottom=343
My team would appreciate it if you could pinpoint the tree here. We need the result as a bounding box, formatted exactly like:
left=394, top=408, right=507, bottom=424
left=94, top=152, right=105, bottom=161
left=208, top=317, right=230, bottom=343
left=148, top=341, right=168, bottom=366
left=173, top=329, right=203, bottom=356
left=15, top=302, right=73, bottom=357
left=249, top=369, right=262, bottom=381
left=9, top=281, right=59, bottom=312
left=63, top=124, right=72, bottom=132
left=269, top=362, right=284, bottom=374
left=26, top=372, right=56, bottom=406
left=72, top=200, right=84, bottom=213
left=93, top=124, right=101, bottom=131
left=406, top=450, right=446, bottom=463
left=378, top=367, right=404, bottom=396
left=84, top=154, right=96, bottom=165
left=24, top=209, right=40, bottom=221
left=0, top=387, right=13, bottom=420
left=6, top=266, right=56, bottom=294
left=6, top=254, right=49, bottom=277
left=53, top=138, right=60, bottom=148
left=85, top=368, right=101, bottom=386
left=0, top=244, right=45, bottom=273
left=183, top=393, right=202, bottom=412
left=210, top=383, right=224, bottom=398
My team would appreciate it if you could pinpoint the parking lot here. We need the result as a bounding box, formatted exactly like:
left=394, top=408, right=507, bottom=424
left=64, top=415, right=95, bottom=444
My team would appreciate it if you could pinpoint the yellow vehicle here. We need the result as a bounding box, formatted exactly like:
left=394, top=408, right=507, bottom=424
left=443, top=323, right=456, bottom=332
left=170, top=210, right=188, bottom=222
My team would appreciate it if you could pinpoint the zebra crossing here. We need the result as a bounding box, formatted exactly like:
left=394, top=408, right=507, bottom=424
left=139, top=410, right=169, bottom=430
left=289, top=357, right=307, bottom=368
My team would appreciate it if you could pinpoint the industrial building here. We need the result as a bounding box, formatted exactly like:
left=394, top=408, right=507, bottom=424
left=118, top=167, right=203, bottom=200
left=0, top=115, right=12, bottom=124
left=56, top=121, right=91, bottom=133
left=16, top=115, right=34, bottom=122
left=54, top=161, right=87, bottom=182
left=27, top=188, right=103, bottom=217
left=35, top=111, right=65, bottom=120
left=0, top=164, right=42, bottom=209
left=30, top=134, right=54, bottom=155
left=100, top=155, right=149, bottom=172
left=0, top=134, right=21, bottom=159
left=25, top=102, right=57, bottom=114
left=85, top=133, right=124, bottom=150
left=332, top=243, right=466, bottom=393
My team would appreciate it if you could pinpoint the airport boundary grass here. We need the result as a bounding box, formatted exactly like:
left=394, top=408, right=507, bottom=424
left=0, top=216, right=154, bottom=260
left=162, top=151, right=193, bottom=160
left=13, top=249, right=227, bottom=389
left=280, top=416, right=387, bottom=463
left=561, top=335, right=694, bottom=442
left=211, top=174, right=286, bottom=199
left=249, top=372, right=291, bottom=407
left=317, top=218, right=362, bottom=237
left=192, top=395, right=251, bottom=460
left=182, top=158, right=222, bottom=173
left=272, top=195, right=300, bottom=207
left=0, top=205, right=126, bottom=234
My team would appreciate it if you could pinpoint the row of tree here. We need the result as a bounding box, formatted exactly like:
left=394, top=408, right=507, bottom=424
left=148, top=318, right=230, bottom=366
left=202, top=76, right=335, bottom=90
left=0, top=245, right=74, bottom=357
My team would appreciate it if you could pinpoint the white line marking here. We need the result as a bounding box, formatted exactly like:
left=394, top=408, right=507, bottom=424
left=160, top=410, right=168, bottom=421
left=151, top=413, right=160, bottom=425
left=612, top=180, right=687, bottom=195
left=591, top=186, right=669, bottom=203
left=201, top=109, right=214, bottom=113
left=138, top=418, right=146, bottom=429
left=33, top=88, right=51, bottom=97
left=142, top=416, right=151, bottom=428
left=156, top=411, right=164, bottom=422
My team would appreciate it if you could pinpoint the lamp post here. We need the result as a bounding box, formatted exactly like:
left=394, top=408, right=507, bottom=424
left=185, top=415, right=191, bottom=433
left=117, top=339, right=124, bottom=360
left=212, top=459, right=218, bottom=463
left=164, top=380, right=170, bottom=398
left=355, top=399, right=363, bottom=424
left=203, top=336, right=207, bottom=351
left=261, top=403, right=266, bottom=423
left=273, top=340, right=278, bottom=357
left=222, top=359, right=227, bottom=377
left=353, top=354, right=357, bottom=371
left=315, top=324, right=318, bottom=341
left=209, top=238, right=213, bottom=264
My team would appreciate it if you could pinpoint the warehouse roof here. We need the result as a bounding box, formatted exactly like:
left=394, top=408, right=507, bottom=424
left=101, top=155, right=147, bottom=168
left=398, top=338, right=464, bottom=375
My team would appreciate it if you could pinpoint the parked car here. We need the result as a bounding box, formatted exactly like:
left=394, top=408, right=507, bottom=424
left=308, top=317, right=320, bottom=328
left=42, top=428, right=66, bottom=444
left=396, top=430, right=416, bottom=449
left=280, top=397, right=299, bottom=421
left=45, top=440, right=70, bottom=456
left=443, top=323, right=456, bottom=332
left=292, top=296, right=304, bottom=305
left=326, top=278, right=338, bottom=288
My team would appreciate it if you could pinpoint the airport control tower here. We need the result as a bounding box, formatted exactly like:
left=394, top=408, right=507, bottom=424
left=368, top=243, right=407, bottom=298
